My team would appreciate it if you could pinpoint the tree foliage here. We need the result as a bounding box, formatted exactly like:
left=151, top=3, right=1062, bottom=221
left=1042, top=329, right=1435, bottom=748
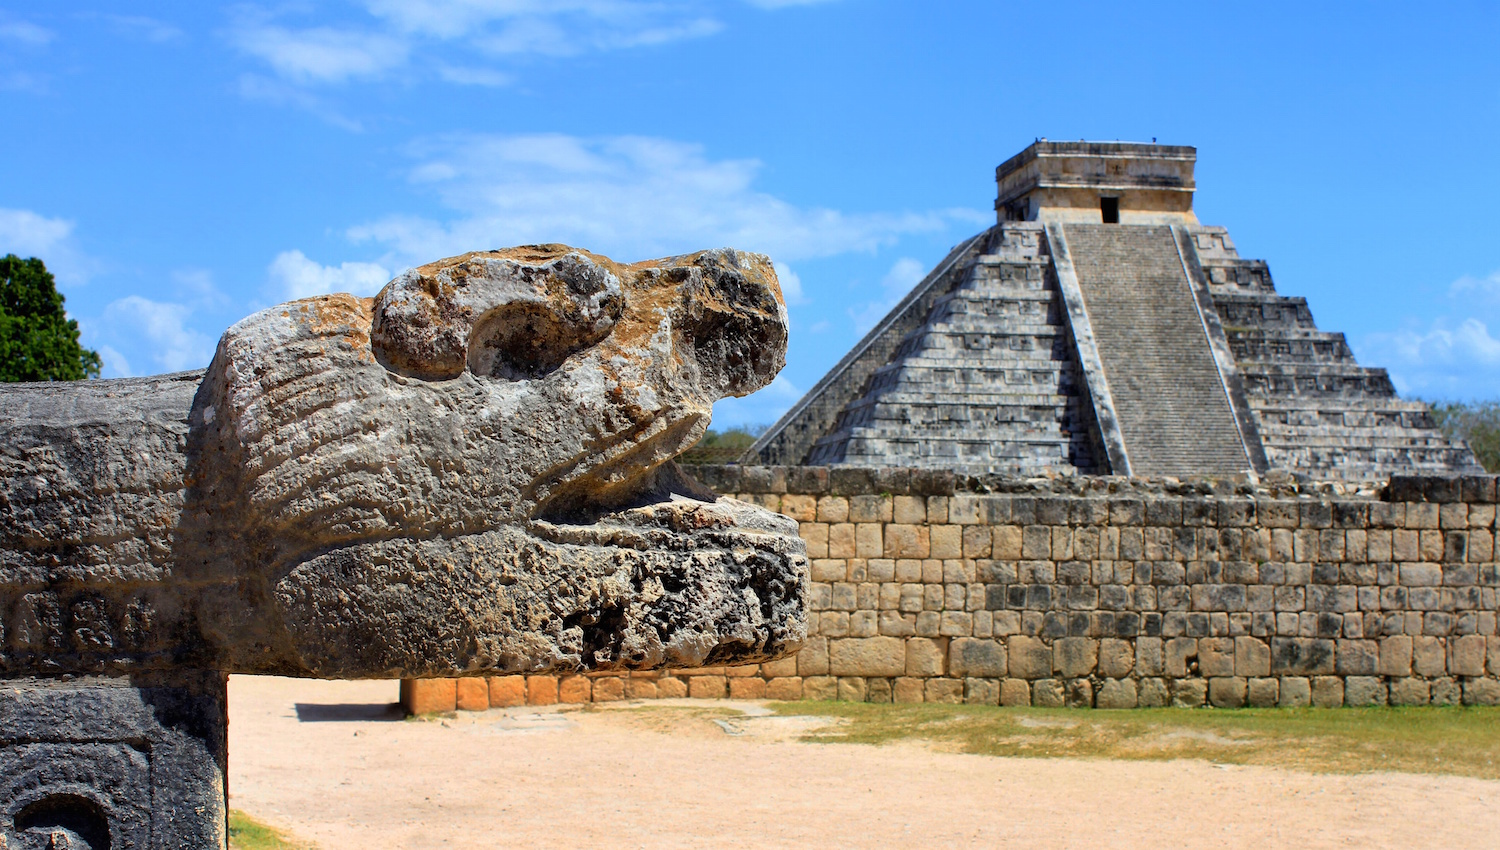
left=680, top=424, right=767, bottom=464
left=0, top=254, right=101, bottom=382
left=1427, top=400, right=1500, bottom=473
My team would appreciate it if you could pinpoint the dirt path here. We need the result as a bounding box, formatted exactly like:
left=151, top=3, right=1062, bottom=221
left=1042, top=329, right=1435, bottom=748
left=228, top=675, right=1500, bottom=849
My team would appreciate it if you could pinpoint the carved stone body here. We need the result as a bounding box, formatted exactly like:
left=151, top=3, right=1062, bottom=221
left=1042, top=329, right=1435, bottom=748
left=0, top=245, right=806, bottom=848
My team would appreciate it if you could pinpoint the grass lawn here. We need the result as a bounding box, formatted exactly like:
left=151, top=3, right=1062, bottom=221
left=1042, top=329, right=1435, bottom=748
left=763, top=701, right=1500, bottom=779
left=229, top=810, right=313, bottom=850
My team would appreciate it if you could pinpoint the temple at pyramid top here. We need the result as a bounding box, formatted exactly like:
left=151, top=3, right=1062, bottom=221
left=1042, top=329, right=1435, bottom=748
left=746, top=140, right=1481, bottom=480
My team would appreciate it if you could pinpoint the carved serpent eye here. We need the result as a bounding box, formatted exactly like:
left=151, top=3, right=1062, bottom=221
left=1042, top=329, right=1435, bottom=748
left=371, top=249, right=624, bottom=382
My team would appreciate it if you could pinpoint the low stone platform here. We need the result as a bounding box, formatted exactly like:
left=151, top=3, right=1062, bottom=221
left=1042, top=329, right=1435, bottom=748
left=410, top=466, right=1500, bottom=712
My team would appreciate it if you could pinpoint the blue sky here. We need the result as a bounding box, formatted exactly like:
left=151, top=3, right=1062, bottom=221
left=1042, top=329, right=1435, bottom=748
left=2, top=2, right=1497, bottom=427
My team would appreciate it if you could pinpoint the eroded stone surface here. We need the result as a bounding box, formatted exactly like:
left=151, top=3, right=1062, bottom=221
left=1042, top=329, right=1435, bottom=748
left=0, top=244, right=806, bottom=679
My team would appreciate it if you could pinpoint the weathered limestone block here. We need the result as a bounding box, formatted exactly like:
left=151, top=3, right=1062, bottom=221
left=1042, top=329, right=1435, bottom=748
left=1, top=245, right=806, bottom=679
left=0, top=245, right=806, bottom=847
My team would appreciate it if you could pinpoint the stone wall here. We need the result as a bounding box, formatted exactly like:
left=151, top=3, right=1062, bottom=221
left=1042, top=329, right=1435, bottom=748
left=404, top=466, right=1500, bottom=712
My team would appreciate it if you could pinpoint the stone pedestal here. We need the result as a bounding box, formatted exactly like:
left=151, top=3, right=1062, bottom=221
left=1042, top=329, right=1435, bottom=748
left=0, top=672, right=227, bottom=850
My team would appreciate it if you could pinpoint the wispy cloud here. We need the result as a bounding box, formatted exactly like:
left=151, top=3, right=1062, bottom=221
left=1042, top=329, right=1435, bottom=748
left=1357, top=268, right=1500, bottom=399
left=848, top=256, right=927, bottom=333
left=237, top=74, right=365, bottom=131
left=227, top=0, right=800, bottom=102
left=347, top=133, right=976, bottom=268
left=85, top=296, right=215, bottom=377
left=0, top=208, right=97, bottom=285
left=269, top=249, right=392, bottom=300
left=232, top=23, right=409, bottom=84
left=0, top=19, right=54, bottom=46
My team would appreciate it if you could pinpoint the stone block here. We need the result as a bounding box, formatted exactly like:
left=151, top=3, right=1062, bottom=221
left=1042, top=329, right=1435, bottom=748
left=1209, top=677, right=1247, bottom=708
left=1388, top=677, right=1430, bottom=706
left=1198, top=638, right=1235, bottom=677
left=1032, top=678, right=1066, bottom=708
left=1310, top=676, right=1344, bottom=708
left=624, top=677, right=659, bottom=700
left=1272, top=638, right=1335, bottom=676
left=817, top=496, right=850, bottom=523
left=1136, top=638, right=1164, bottom=677
left=835, top=677, right=866, bottom=703
left=1064, top=678, right=1094, bottom=708
left=403, top=679, right=456, bottom=715
left=964, top=678, right=1001, bottom=706
left=1413, top=636, right=1447, bottom=676
left=993, top=526, right=1023, bottom=560
left=1451, top=634, right=1488, bottom=677
left=1247, top=677, right=1278, bottom=707
left=1008, top=635, right=1052, bottom=679
left=949, top=638, right=1007, bottom=678
left=1234, top=636, right=1271, bottom=677
left=1099, top=639, right=1134, bottom=678
left=1165, top=638, right=1197, bottom=678
left=802, top=676, right=838, bottom=701
left=930, top=525, right=963, bottom=559
left=1277, top=677, right=1311, bottom=707
left=1096, top=678, right=1138, bottom=709
left=893, top=677, right=925, bottom=703
left=856, top=523, right=884, bottom=558
left=1336, top=640, right=1379, bottom=676
left=1054, top=637, right=1098, bottom=677
left=781, top=494, right=817, bottom=521
left=1000, top=678, right=1031, bottom=707
left=1344, top=676, right=1386, bottom=707
left=1463, top=678, right=1500, bottom=706
left=829, top=636, right=906, bottom=677
left=904, top=637, right=947, bottom=677
left=1431, top=677, right=1462, bottom=706
left=797, top=636, right=829, bottom=676
left=585, top=676, right=619, bottom=702
left=488, top=675, right=526, bottom=708
left=764, top=677, right=803, bottom=701
left=760, top=655, right=799, bottom=679
left=866, top=678, right=893, bottom=703
left=1171, top=678, right=1207, bottom=708
left=926, top=679, right=964, bottom=704
left=654, top=677, right=686, bottom=698
left=455, top=677, right=489, bottom=711
left=885, top=524, right=928, bottom=558
left=1138, top=678, right=1170, bottom=707
left=526, top=675, right=559, bottom=706
left=1379, top=636, right=1413, bottom=677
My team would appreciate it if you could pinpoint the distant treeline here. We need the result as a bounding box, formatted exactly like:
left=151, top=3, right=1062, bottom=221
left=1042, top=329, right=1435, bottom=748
left=681, top=425, right=766, bottom=465
left=1427, top=400, right=1500, bottom=473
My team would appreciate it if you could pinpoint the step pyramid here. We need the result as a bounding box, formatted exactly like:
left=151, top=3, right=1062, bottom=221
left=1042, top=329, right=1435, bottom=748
left=748, top=141, right=1481, bottom=480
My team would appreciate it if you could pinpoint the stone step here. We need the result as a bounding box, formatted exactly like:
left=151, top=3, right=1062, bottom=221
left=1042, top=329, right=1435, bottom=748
left=1063, top=224, right=1250, bottom=476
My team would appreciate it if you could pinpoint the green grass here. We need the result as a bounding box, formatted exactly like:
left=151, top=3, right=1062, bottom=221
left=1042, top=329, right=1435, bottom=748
left=229, top=810, right=313, bottom=850
left=764, top=702, right=1500, bottom=779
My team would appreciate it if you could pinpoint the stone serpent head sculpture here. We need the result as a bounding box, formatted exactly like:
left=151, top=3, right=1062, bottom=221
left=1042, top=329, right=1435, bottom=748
left=0, top=245, right=807, bottom=679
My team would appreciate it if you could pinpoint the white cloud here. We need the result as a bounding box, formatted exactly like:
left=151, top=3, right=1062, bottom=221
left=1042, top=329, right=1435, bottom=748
left=0, top=19, right=54, bottom=45
left=1361, top=318, right=1500, bottom=398
left=231, top=24, right=408, bottom=84
left=269, top=250, right=392, bottom=300
left=230, top=1, right=738, bottom=95
left=848, top=256, right=927, bottom=333
left=348, top=133, right=973, bottom=268
left=1450, top=269, right=1500, bottom=302
left=90, top=296, right=215, bottom=375
left=772, top=261, right=805, bottom=305
left=237, top=74, right=365, bottom=131
left=0, top=208, right=95, bottom=285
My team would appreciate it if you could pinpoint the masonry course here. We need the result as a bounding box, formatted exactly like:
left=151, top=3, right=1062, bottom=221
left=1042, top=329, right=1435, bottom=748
left=423, top=466, right=1500, bottom=711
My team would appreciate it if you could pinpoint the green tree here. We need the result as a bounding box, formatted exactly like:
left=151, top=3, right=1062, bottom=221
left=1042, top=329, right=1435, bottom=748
left=1427, top=399, right=1500, bottom=473
left=0, top=254, right=101, bottom=382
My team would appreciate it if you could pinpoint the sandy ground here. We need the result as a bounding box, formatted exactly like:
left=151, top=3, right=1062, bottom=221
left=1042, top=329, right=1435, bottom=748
left=228, top=675, right=1500, bottom=849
